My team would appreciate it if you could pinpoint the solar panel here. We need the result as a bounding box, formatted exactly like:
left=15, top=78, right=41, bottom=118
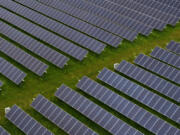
left=150, top=47, right=180, bottom=69
left=61, top=0, right=166, bottom=31
left=132, top=0, right=180, bottom=18
left=14, top=0, right=122, bottom=48
left=5, top=105, right=53, bottom=135
left=38, top=0, right=152, bottom=37
left=0, top=8, right=88, bottom=60
left=0, top=57, right=26, bottom=85
left=77, top=76, right=180, bottom=134
left=97, top=68, right=180, bottom=123
left=115, top=61, right=180, bottom=102
left=166, top=41, right=180, bottom=55
left=0, top=37, right=48, bottom=76
left=55, top=85, right=143, bottom=135
left=40, top=0, right=138, bottom=41
left=134, top=54, right=180, bottom=84
left=2, top=0, right=106, bottom=54
left=31, top=94, right=97, bottom=135
left=0, top=22, right=69, bottom=68
left=101, top=0, right=179, bottom=26
left=37, top=0, right=138, bottom=41
left=153, top=0, right=180, bottom=9
left=0, top=126, right=10, bottom=135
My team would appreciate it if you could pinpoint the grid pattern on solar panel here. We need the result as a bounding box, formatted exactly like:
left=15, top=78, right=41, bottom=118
left=47, top=0, right=152, bottom=37
left=97, top=68, right=180, bottom=123
left=77, top=76, right=180, bottom=134
left=115, top=61, right=180, bottom=102
left=31, top=94, right=97, bottom=135
left=0, top=21, right=69, bottom=68
left=0, top=8, right=88, bottom=61
left=5, top=105, right=53, bottom=135
left=0, top=37, right=48, bottom=76
left=2, top=0, right=106, bottom=54
left=0, top=126, right=10, bottom=135
left=154, top=0, right=180, bottom=8
left=43, top=0, right=138, bottom=41
left=132, top=0, right=180, bottom=18
left=36, top=0, right=152, bottom=37
left=61, top=0, right=166, bottom=31
left=150, top=47, right=180, bottom=69
left=99, top=0, right=179, bottom=25
left=134, top=54, right=180, bottom=84
left=77, top=0, right=154, bottom=36
left=166, top=41, right=180, bottom=55
left=0, top=57, right=26, bottom=85
left=37, top=0, right=137, bottom=41
left=55, top=85, right=143, bottom=135
left=14, top=0, right=122, bottom=48
left=63, top=0, right=151, bottom=36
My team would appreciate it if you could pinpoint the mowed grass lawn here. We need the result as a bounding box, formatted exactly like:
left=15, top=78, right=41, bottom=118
left=0, top=22, right=180, bottom=135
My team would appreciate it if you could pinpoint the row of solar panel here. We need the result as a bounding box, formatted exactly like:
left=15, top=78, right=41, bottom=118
left=0, top=37, right=48, bottom=76
left=106, top=0, right=179, bottom=24
left=33, top=79, right=179, bottom=135
left=35, top=0, right=152, bottom=37
left=10, top=0, right=123, bottom=47
left=97, top=68, right=180, bottom=123
left=84, top=0, right=178, bottom=26
left=131, top=0, right=180, bottom=17
left=153, top=0, right=180, bottom=8
left=4, top=63, right=179, bottom=135
left=0, top=0, right=179, bottom=68
left=16, top=0, right=138, bottom=41
left=1, top=0, right=179, bottom=86
left=76, top=77, right=180, bottom=134
left=1, top=0, right=106, bottom=54
left=5, top=105, right=53, bottom=135
left=116, top=60, right=180, bottom=102
left=60, top=0, right=165, bottom=31
left=5, top=89, right=142, bottom=135
left=0, top=57, right=26, bottom=85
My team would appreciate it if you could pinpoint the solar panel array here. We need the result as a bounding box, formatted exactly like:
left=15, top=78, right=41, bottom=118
left=55, top=0, right=139, bottom=40
left=60, top=0, right=166, bottom=30
left=150, top=47, right=180, bottom=69
left=36, top=0, right=138, bottom=41
left=0, top=126, right=10, bottom=135
left=77, top=76, right=180, bottom=134
left=13, top=0, right=122, bottom=48
left=0, top=37, right=48, bottom=76
left=115, top=60, right=180, bottom=102
left=0, top=57, right=26, bottom=85
left=153, top=0, right=180, bottom=8
left=97, top=68, right=180, bottom=123
left=31, top=94, right=97, bottom=135
left=5, top=105, right=53, bottom=135
left=55, top=85, right=143, bottom=135
left=0, top=21, right=69, bottom=68
left=138, top=0, right=179, bottom=17
left=0, top=8, right=88, bottom=61
left=134, top=54, right=180, bottom=84
left=1, top=0, right=106, bottom=54
left=98, top=0, right=179, bottom=25
left=166, top=41, right=180, bottom=55
left=73, top=0, right=153, bottom=36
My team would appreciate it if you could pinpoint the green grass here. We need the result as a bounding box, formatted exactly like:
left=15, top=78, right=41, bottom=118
left=0, top=20, right=180, bottom=135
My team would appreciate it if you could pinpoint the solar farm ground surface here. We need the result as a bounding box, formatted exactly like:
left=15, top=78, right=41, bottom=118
left=0, top=21, right=180, bottom=134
